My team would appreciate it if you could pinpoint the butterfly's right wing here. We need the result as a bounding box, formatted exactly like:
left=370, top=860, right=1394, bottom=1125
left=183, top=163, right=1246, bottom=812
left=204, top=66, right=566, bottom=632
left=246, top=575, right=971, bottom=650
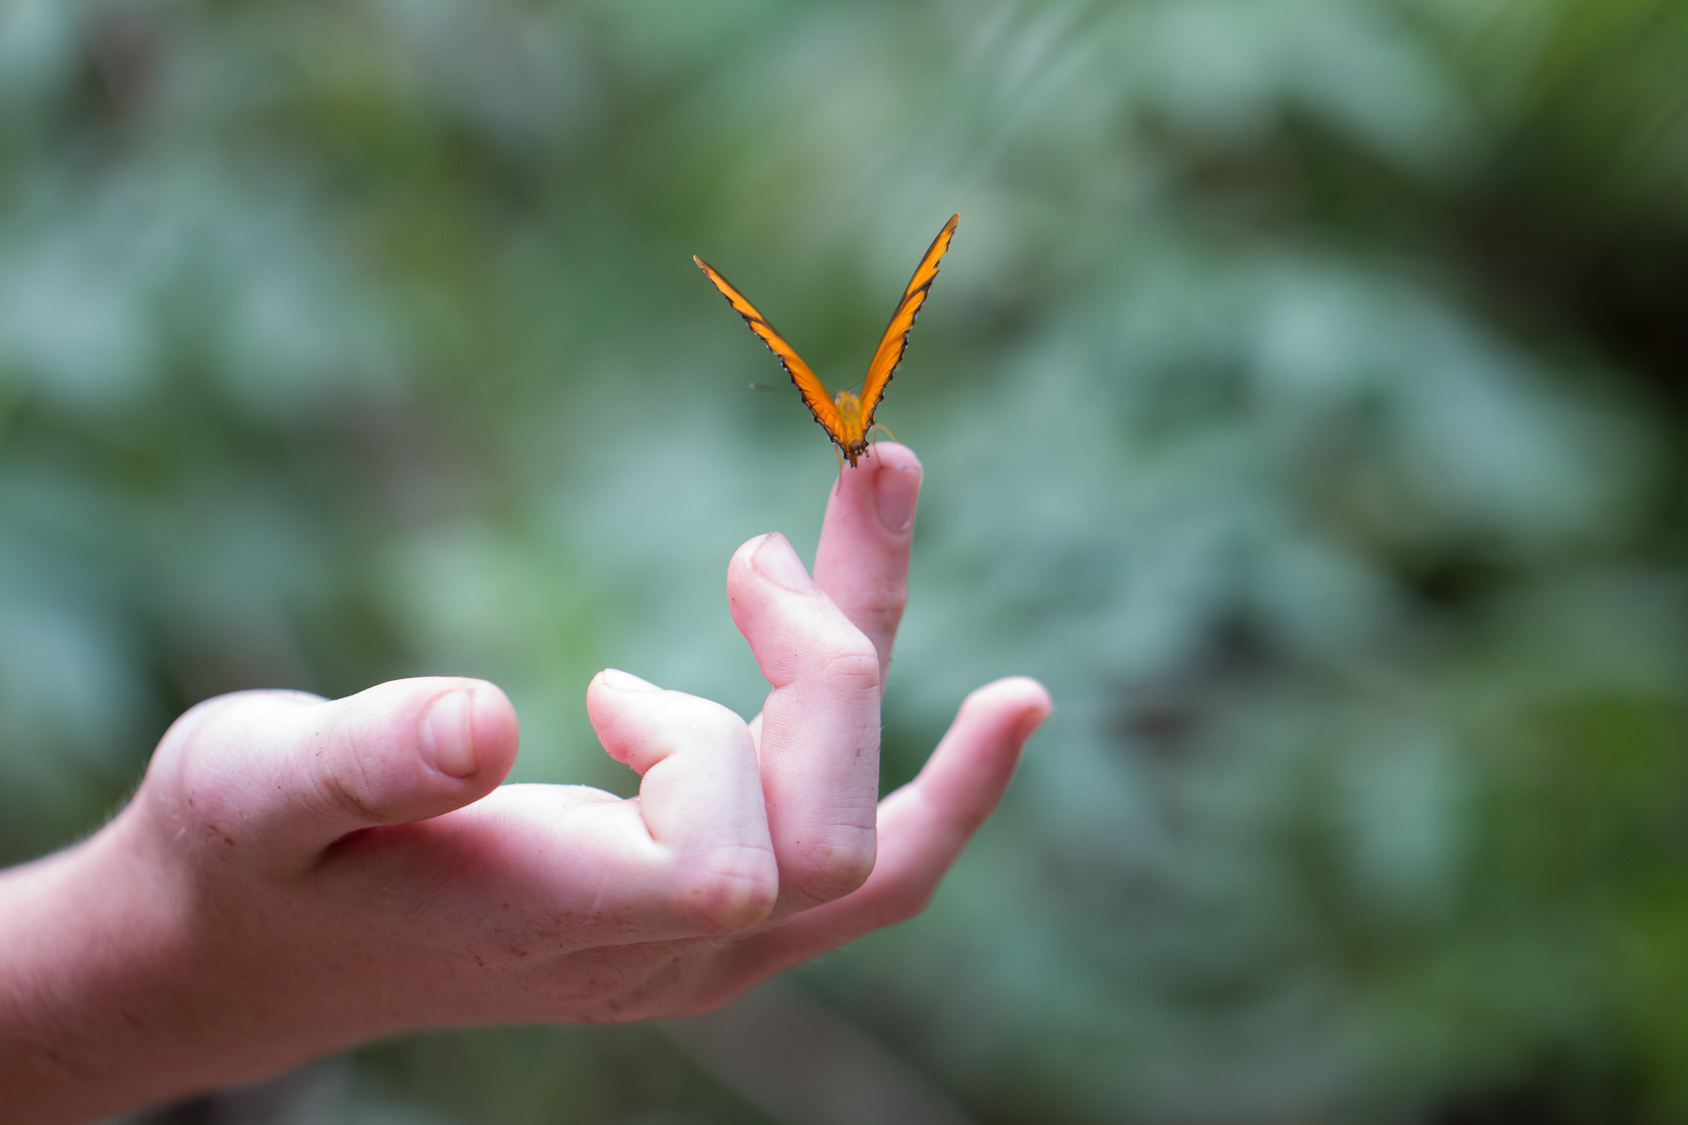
left=693, top=256, right=845, bottom=445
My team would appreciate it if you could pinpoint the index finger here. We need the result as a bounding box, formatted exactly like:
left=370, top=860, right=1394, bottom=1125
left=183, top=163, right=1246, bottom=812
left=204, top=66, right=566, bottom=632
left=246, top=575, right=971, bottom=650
left=811, top=442, right=922, bottom=687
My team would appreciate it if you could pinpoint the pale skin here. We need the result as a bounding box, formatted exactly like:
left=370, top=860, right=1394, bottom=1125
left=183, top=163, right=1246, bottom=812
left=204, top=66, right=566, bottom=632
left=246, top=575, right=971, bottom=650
left=0, top=442, right=1052, bottom=1124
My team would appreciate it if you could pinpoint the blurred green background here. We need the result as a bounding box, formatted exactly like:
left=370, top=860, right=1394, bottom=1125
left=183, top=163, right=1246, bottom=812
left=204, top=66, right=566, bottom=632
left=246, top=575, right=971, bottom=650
left=5, top=0, right=1688, bottom=1121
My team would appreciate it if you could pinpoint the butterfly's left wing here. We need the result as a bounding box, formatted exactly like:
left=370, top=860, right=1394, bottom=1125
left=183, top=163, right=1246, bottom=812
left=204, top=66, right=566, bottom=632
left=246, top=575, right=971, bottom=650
left=857, top=213, right=958, bottom=425
left=693, top=255, right=846, bottom=444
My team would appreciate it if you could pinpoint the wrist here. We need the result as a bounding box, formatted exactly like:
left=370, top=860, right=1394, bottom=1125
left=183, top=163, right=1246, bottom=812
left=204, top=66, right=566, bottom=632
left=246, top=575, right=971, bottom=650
left=0, top=800, right=235, bottom=1122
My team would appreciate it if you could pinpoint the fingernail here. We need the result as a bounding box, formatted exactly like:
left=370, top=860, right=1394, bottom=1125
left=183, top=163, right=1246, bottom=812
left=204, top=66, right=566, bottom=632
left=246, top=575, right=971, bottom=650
left=421, top=689, right=478, bottom=778
left=874, top=465, right=920, bottom=533
left=600, top=668, right=660, bottom=691
left=753, top=533, right=815, bottom=592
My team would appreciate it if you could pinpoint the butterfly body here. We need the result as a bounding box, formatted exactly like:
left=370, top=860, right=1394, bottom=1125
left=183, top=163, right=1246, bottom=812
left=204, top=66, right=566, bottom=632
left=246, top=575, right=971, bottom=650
left=829, top=389, right=870, bottom=462
left=695, top=213, right=958, bottom=467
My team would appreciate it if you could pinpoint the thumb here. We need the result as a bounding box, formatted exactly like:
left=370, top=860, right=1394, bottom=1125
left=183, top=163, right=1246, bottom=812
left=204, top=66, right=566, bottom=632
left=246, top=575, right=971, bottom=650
left=150, top=677, right=520, bottom=867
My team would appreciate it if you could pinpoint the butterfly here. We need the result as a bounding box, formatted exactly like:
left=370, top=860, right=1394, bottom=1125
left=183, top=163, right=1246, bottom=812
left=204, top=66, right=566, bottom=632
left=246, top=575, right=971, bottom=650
left=694, top=213, right=958, bottom=467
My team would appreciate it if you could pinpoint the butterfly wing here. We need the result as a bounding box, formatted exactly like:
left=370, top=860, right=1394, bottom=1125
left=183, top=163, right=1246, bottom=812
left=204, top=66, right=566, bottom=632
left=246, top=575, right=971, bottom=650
left=857, top=213, right=958, bottom=426
left=693, top=255, right=846, bottom=446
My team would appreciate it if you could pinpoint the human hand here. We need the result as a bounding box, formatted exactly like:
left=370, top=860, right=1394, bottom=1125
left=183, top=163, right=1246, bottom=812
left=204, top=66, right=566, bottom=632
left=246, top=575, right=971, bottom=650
left=0, top=443, right=1051, bottom=1123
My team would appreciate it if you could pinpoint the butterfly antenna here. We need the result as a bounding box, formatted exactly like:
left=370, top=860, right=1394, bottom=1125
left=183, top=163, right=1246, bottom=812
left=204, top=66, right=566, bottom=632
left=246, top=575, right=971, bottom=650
left=747, top=383, right=783, bottom=392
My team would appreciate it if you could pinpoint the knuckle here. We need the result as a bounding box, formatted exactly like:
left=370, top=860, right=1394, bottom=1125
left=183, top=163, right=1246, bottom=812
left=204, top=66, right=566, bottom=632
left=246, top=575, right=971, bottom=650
left=163, top=691, right=263, bottom=775
left=854, top=589, right=907, bottom=638
left=165, top=722, right=237, bottom=842
left=309, top=718, right=382, bottom=822
left=315, top=762, right=378, bottom=823
left=822, top=641, right=881, bottom=696
left=163, top=692, right=274, bottom=824
left=674, top=845, right=779, bottom=933
left=166, top=706, right=227, bottom=794
left=790, top=826, right=877, bottom=903
left=154, top=691, right=310, bottom=855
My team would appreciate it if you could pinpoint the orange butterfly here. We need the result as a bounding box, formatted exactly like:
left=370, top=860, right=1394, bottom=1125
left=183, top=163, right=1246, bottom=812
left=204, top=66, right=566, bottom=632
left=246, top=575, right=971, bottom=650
left=694, top=213, right=958, bottom=467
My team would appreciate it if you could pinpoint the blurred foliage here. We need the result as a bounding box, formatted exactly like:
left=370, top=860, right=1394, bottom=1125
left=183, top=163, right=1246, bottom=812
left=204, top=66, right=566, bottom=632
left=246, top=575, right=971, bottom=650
left=4, top=0, right=1688, bottom=1122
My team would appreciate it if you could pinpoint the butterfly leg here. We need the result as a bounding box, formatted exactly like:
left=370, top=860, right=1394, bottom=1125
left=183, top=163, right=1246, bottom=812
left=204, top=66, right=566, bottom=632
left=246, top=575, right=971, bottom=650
left=868, top=422, right=898, bottom=445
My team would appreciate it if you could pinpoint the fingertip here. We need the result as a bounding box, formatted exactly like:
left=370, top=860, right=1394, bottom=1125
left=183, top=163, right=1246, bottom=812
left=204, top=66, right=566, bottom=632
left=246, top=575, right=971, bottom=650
left=1002, top=676, right=1054, bottom=742
left=915, top=676, right=1050, bottom=807
left=961, top=676, right=1053, bottom=735
left=586, top=669, right=673, bottom=765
